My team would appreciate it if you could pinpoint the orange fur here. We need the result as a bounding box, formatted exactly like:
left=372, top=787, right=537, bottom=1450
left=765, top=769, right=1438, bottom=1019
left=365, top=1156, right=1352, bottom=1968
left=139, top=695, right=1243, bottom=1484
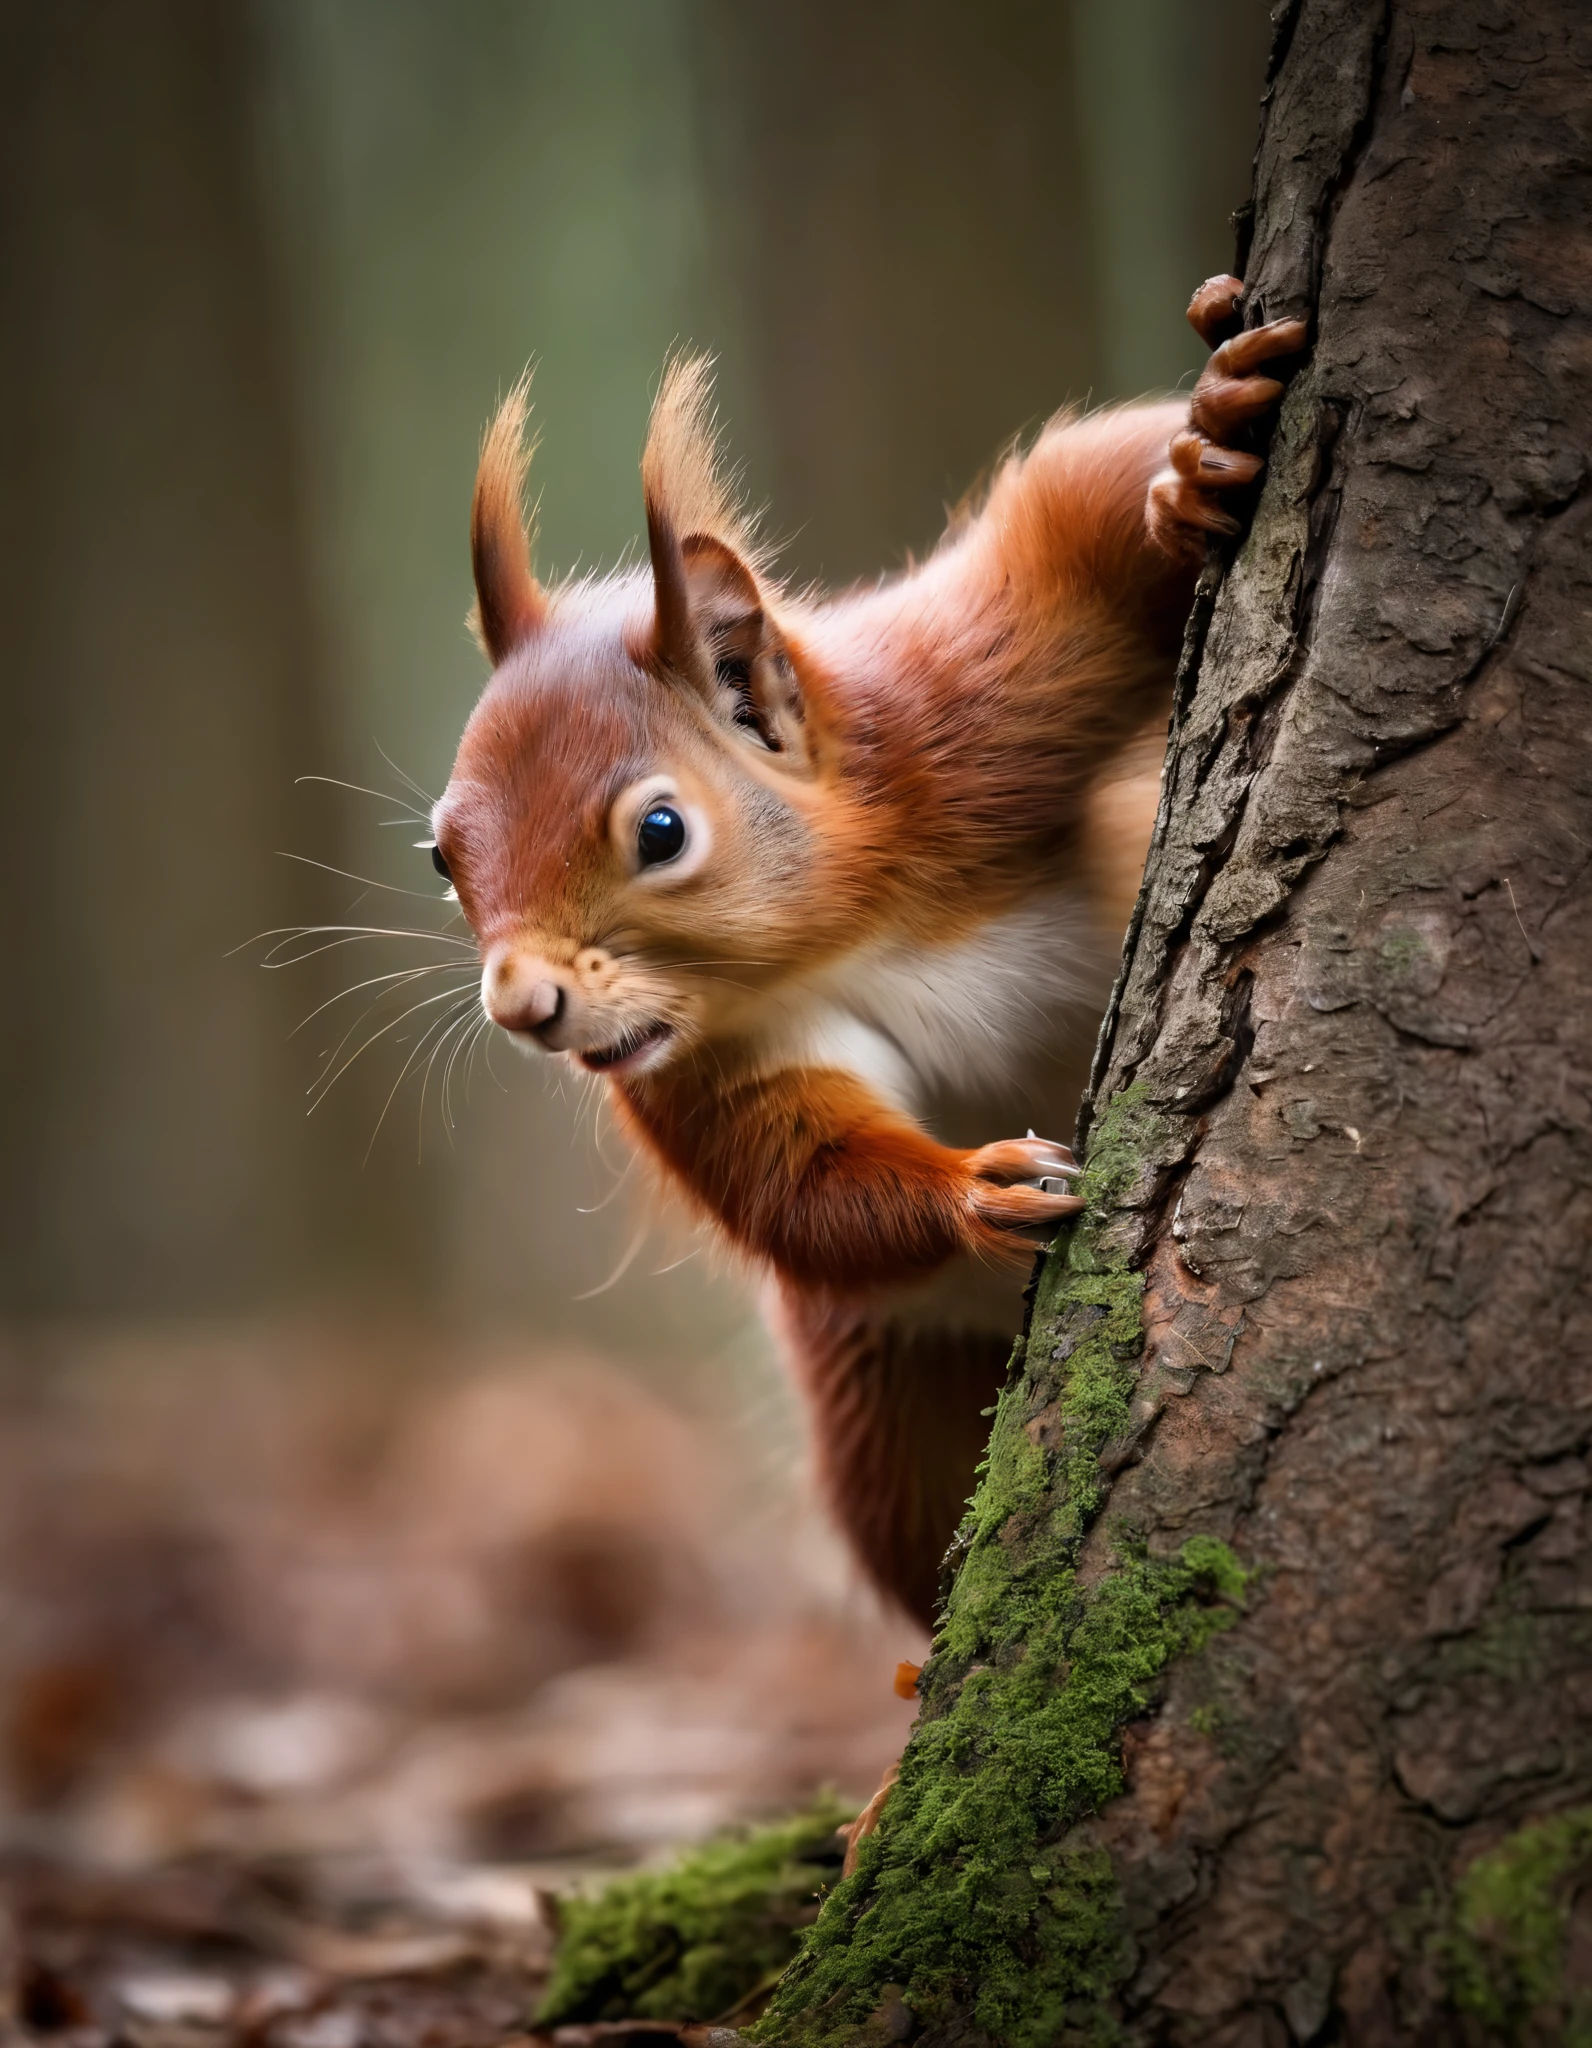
left=639, top=353, right=763, bottom=565
left=771, top=1287, right=1011, bottom=1627
left=469, top=370, right=547, bottom=662
left=613, top=1062, right=1048, bottom=1291
left=436, top=284, right=1303, bottom=1626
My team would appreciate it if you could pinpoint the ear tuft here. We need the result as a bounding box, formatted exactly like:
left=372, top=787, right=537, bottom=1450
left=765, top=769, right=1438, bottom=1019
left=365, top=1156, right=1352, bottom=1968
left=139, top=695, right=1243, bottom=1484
left=470, top=369, right=547, bottom=664
left=640, top=354, right=762, bottom=567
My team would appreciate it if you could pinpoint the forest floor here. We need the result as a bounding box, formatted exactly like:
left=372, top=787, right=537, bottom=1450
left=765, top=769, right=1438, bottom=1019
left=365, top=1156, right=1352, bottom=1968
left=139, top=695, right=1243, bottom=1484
left=0, top=1324, right=915, bottom=2048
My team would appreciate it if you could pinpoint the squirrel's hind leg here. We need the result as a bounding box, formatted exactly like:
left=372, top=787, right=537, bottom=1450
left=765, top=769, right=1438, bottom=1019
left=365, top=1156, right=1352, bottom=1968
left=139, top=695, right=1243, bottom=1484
left=770, top=1284, right=1013, bottom=1631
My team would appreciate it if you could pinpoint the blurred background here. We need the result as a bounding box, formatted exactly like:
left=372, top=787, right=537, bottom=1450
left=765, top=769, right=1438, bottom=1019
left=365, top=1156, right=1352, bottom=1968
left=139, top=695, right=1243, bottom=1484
left=0, top=0, right=1269, bottom=1989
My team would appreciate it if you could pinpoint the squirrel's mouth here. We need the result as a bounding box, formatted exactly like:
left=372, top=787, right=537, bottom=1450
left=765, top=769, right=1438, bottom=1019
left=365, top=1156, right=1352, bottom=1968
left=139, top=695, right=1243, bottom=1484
left=576, top=1020, right=675, bottom=1076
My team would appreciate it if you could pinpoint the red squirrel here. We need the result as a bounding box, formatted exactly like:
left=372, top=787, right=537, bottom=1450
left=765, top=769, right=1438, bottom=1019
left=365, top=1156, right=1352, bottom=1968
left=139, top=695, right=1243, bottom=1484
left=431, top=277, right=1304, bottom=1628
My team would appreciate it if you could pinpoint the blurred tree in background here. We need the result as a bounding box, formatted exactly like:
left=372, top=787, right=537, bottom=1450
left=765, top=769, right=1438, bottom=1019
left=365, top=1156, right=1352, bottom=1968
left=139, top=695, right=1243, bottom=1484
left=0, top=0, right=1268, bottom=1355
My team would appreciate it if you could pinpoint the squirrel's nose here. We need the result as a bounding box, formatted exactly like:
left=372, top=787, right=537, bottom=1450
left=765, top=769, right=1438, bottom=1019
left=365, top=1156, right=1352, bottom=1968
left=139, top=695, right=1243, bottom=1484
left=519, top=981, right=565, bottom=1035
left=482, top=950, right=568, bottom=1039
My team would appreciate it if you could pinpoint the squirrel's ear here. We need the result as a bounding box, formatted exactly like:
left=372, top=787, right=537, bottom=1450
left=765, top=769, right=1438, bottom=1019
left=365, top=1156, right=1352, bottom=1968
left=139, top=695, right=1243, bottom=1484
left=645, top=512, right=758, bottom=687
left=641, top=355, right=803, bottom=757
left=470, top=371, right=547, bottom=664
left=646, top=518, right=806, bottom=759
left=641, top=352, right=759, bottom=684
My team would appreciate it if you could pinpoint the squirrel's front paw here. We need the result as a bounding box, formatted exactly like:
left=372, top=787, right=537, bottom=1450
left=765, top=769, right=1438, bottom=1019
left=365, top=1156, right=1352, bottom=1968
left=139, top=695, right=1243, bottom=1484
left=964, top=1133, right=1083, bottom=1238
left=1148, top=273, right=1308, bottom=557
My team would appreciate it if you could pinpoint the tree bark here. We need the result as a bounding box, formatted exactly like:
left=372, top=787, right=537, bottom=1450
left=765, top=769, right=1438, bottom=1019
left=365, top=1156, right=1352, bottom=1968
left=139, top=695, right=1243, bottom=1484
left=761, top=2, right=1592, bottom=2043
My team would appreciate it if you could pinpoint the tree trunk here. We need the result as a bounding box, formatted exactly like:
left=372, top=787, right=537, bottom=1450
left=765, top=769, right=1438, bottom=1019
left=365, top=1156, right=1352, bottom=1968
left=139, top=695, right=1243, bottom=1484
left=0, top=0, right=341, bottom=1314
left=761, top=3, right=1592, bottom=2043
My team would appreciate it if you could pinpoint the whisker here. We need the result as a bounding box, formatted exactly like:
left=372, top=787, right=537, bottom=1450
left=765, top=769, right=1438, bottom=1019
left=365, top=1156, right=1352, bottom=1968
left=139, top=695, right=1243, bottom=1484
left=374, top=741, right=438, bottom=809
left=295, top=773, right=430, bottom=822
left=418, top=1004, right=478, bottom=1156
left=303, top=961, right=474, bottom=1082
left=308, top=982, right=477, bottom=1114
left=590, top=1097, right=633, bottom=1178
left=574, top=1065, right=607, bottom=1149
left=456, top=1014, right=485, bottom=1110
left=308, top=981, right=418, bottom=1085
left=363, top=994, right=480, bottom=1161
left=592, top=1130, right=629, bottom=1183
left=636, top=957, right=775, bottom=977
left=652, top=1246, right=701, bottom=1276
left=480, top=1023, right=509, bottom=1093
left=415, top=1019, right=455, bottom=1154
left=682, top=970, right=764, bottom=996
left=571, top=1220, right=651, bottom=1301
left=277, top=850, right=454, bottom=903
left=460, top=1012, right=499, bottom=1105
left=292, top=962, right=469, bottom=1036
left=664, top=957, right=774, bottom=970
left=460, top=1011, right=496, bottom=1112
left=576, top=1147, right=636, bottom=1213
left=442, top=1005, right=487, bottom=1127
left=453, top=1014, right=495, bottom=1112
left=234, top=922, right=476, bottom=964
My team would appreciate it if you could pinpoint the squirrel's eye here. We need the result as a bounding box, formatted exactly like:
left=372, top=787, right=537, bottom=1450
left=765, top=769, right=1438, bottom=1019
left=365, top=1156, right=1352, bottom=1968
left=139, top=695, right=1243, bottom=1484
left=637, top=805, right=687, bottom=868
left=429, top=843, right=451, bottom=881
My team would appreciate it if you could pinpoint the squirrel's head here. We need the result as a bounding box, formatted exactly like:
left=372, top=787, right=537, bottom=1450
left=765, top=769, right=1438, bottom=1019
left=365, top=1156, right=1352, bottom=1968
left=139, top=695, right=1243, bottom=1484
left=433, top=360, right=829, bottom=1080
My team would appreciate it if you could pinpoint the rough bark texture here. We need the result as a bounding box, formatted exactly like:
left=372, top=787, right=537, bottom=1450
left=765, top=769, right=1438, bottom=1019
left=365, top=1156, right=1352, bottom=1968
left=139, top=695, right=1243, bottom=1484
left=761, top=2, right=1592, bottom=2043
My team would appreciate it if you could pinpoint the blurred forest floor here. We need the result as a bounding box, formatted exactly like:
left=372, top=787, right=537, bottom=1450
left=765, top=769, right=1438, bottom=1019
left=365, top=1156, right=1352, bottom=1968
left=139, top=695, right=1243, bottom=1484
left=0, top=1326, right=915, bottom=2047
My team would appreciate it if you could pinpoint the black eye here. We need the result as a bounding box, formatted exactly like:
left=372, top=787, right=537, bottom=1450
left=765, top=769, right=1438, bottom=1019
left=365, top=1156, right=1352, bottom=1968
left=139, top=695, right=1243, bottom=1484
left=430, top=844, right=451, bottom=881
left=637, top=805, right=686, bottom=868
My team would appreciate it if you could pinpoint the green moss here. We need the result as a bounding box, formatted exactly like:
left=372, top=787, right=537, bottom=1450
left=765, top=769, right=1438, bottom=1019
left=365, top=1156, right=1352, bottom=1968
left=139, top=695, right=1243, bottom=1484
left=1445, top=1807, right=1592, bottom=2043
left=758, top=1086, right=1249, bottom=2048
left=941, top=1262, right=1145, bottom=1670
left=532, top=1086, right=1232, bottom=2048
left=942, top=1082, right=1176, bottom=1674
left=757, top=1539, right=1248, bottom=2048
left=1070, top=1079, right=1180, bottom=1217
left=538, top=1797, right=853, bottom=2026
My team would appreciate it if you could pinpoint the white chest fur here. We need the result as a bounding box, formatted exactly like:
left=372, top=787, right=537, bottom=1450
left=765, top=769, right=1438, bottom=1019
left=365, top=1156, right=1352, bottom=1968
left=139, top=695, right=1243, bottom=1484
left=762, top=886, right=1114, bottom=1117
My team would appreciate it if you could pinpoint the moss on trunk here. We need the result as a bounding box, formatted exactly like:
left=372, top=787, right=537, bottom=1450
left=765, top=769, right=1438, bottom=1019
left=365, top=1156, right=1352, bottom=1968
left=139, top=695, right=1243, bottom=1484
left=756, top=1086, right=1251, bottom=2048
left=538, top=1796, right=854, bottom=2026
left=532, top=1087, right=1252, bottom=2048
left=1443, top=1807, right=1592, bottom=2045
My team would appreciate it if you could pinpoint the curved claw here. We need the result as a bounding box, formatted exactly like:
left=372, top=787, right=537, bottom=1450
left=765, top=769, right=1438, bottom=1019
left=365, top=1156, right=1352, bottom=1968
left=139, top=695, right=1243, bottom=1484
left=964, top=1134, right=1084, bottom=1239
left=954, top=1130, right=1081, bottom=1236
left=1186, top=273, right=1245, bottom=349
left=967, top=1135, right=1078, bottom=1185
left=971, top=1181, right=1086, bottom=1236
